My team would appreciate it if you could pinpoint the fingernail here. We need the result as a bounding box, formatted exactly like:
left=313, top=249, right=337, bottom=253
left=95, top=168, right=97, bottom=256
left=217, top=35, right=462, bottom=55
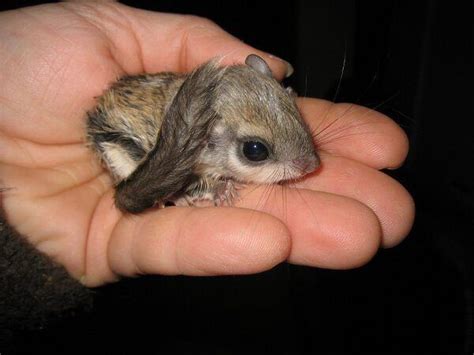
left=283, top=60, right=294, bottom=78
left=268, top=54, right=294, bottom=78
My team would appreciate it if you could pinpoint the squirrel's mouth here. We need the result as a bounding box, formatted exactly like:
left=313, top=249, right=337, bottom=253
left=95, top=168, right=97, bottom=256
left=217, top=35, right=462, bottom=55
left=235, top=158, right=320, bottom=186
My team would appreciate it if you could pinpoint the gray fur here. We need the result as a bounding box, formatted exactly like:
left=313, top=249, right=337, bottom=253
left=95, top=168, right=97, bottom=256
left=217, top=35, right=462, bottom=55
left=86, top=55, right=319, bottom=213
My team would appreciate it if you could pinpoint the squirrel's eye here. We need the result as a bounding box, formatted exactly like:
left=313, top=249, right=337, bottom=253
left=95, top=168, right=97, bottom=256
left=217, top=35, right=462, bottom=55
left=242, top=141, right=269, bottom=162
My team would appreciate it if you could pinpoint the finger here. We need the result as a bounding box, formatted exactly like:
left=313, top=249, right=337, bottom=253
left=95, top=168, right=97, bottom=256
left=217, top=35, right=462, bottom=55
left=236, top=186, right=382, bottom=269
left=89, top=2, right=291, bottom=79
left=296, top=154, right=415, bottom=248
left=94, top=199, right=291, bottom=286
left=297, top=98, right=409, bottom=169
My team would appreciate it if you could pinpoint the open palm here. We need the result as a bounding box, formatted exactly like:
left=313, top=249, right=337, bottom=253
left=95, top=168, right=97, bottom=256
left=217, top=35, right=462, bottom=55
left=0, top=2, right=414, bottom=287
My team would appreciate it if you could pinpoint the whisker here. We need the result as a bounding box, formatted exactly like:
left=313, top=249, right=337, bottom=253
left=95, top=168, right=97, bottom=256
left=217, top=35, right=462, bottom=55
left=368, top=91, right=400, bottom=112
left=253, top=165, right=279, bottom=212
left=283, top=169, right=291, bottom=225
left=308, top=42, right=351, bottom=141
left=332, top=39, right=347, bottom=103
left=255, top=183, right=272, bottom=211
left=314, top=122, right=377, bottom=148
left=282, top=184, right=288, bottom=225
left=317, top=132, right=380, bottom=152
left=310, top=100, right=371, bottom=142
left=236, top=182, right=275, bottom=247
left=311, top=90, right=401, bottom=148
left=385, top=106, right=417, bottom=131
left=388, top=107, right=415, bottom=123
left=303, top=70, right=309, bottom=98
left=293, top=186, right=321, bottom=233
left=309, top=104, right=339, bottom=144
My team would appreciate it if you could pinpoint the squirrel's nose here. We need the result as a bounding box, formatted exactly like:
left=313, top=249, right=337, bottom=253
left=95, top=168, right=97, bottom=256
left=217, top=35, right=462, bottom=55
left=292, top=153, right=320, bottom=174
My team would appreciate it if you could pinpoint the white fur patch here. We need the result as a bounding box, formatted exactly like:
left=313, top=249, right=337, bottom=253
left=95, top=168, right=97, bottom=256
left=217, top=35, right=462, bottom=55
left=227, top=153, right=297, bottom=184
left=100, top=142, right=139, bottom=179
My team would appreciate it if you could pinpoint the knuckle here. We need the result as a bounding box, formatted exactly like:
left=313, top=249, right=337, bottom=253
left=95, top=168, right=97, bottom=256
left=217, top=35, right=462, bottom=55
left=185, top=15, right=220, bottom=30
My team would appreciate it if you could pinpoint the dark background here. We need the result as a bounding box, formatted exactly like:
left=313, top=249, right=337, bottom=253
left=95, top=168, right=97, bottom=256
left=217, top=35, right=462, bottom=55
left=2, top=0, right=473, bottom=353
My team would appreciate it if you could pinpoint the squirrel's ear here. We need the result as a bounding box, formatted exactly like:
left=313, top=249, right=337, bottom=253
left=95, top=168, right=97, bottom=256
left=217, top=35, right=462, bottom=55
left=114, top=62, right=222, bottom=213
left=245, top=54, right=273, bottom=78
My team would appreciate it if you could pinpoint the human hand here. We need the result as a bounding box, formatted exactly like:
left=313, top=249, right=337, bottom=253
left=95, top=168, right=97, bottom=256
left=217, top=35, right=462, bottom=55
left=0, top=2, right=414, bottom=287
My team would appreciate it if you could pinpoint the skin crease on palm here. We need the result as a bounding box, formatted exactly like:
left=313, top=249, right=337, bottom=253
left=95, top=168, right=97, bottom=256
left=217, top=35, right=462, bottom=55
left=0, top=2, right=414, bottom=287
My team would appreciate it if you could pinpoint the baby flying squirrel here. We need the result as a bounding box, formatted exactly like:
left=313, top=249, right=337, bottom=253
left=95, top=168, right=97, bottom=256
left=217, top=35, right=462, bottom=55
left=86, top=54, right=320, bottom=213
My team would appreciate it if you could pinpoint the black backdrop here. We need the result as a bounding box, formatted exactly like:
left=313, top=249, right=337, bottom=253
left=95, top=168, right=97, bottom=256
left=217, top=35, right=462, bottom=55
left=1, top=1, right=472, bottom=353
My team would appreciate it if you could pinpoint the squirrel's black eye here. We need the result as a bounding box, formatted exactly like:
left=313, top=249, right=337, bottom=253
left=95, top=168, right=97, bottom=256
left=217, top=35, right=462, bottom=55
left=242, top=141, right=269, bottom=162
